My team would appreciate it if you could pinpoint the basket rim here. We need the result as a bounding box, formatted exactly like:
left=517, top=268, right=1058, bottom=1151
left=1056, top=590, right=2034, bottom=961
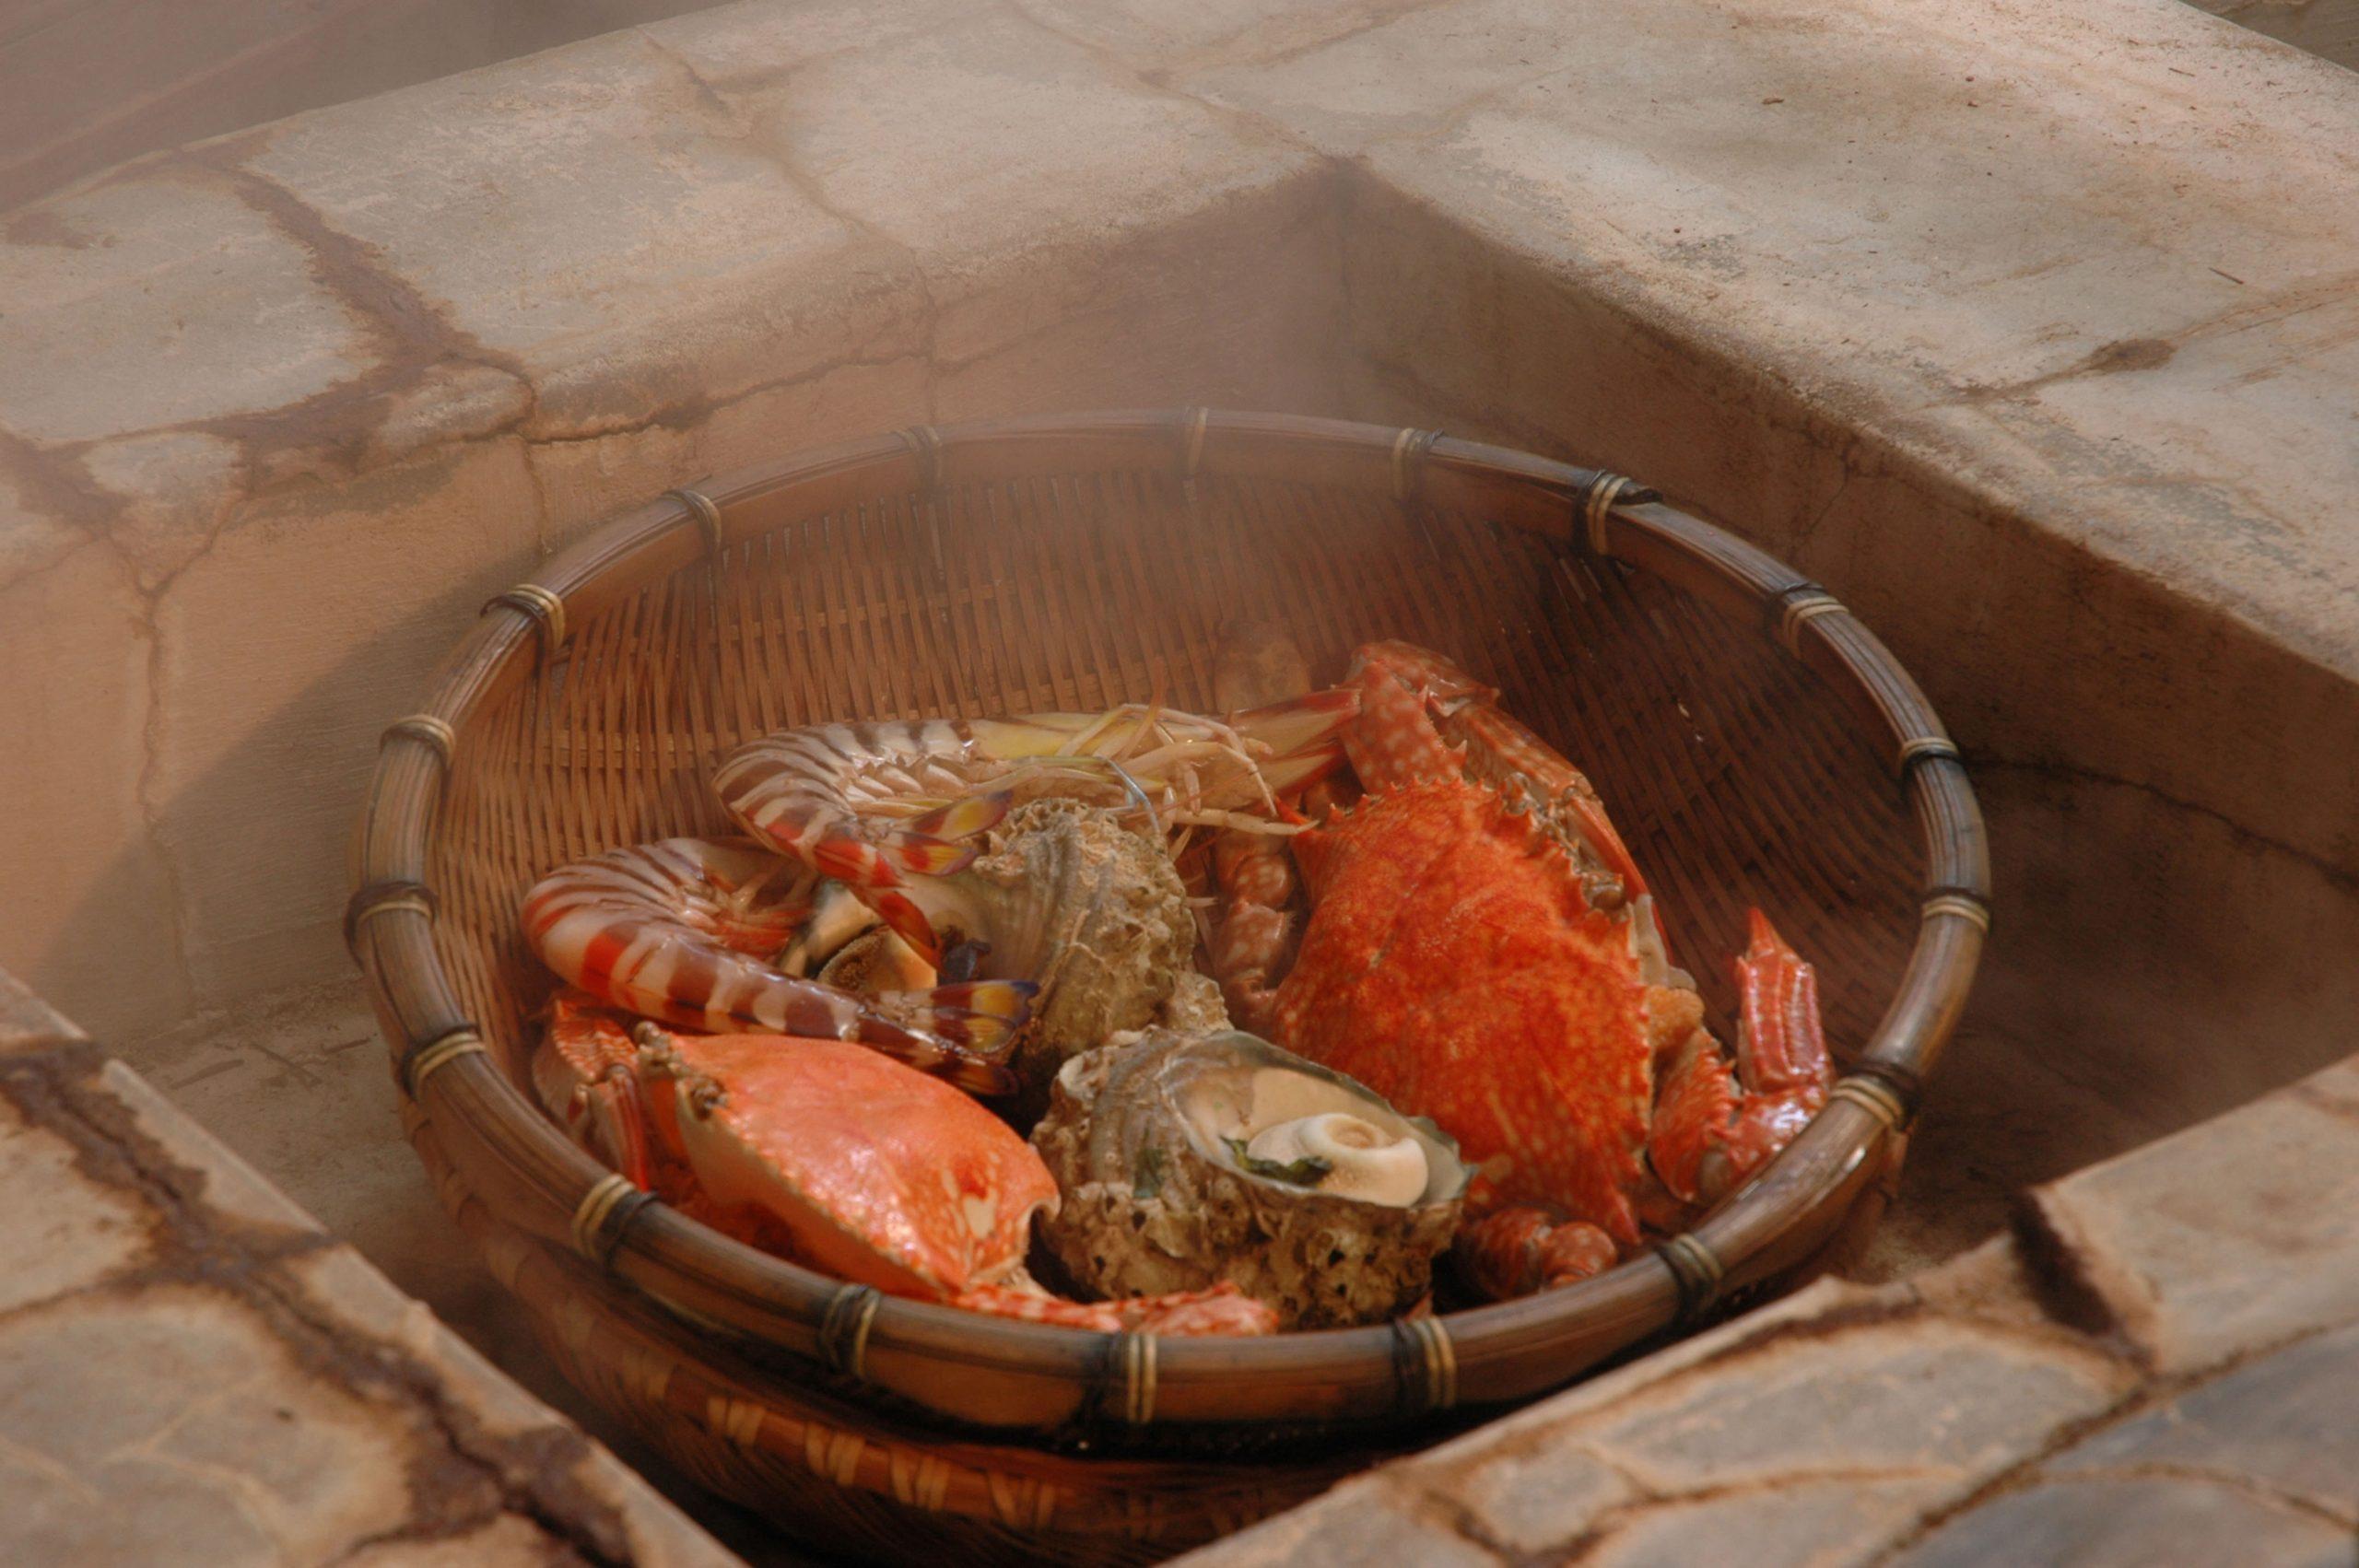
left=352, top=407, right=1989, bottom=1433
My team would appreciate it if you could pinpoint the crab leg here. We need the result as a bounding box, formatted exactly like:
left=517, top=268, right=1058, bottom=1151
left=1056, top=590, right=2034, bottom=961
left=577, top=1067, right=657, bottom=1190
left=1648, top=909, right=1834, bottom=1209
left=1206, top=819, right=1307, bottom=1034
left=532, top=990, right=663, bottom=1188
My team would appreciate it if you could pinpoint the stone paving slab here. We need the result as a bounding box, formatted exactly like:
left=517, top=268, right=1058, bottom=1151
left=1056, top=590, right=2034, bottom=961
left=1892, top=1477, right=2357, bottom=1568
left=2046, top=1318, right=2359, bottom=1524
left=0, top=974, right=743, bottom=1568
left=1180, top=1051, right=2359, bottom=1566
left=2026, top=1056, right=2359, bottom=1375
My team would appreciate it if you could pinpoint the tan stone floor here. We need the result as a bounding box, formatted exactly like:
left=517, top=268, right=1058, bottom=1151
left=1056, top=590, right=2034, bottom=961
left=106, top=975, right=825, bottom=1564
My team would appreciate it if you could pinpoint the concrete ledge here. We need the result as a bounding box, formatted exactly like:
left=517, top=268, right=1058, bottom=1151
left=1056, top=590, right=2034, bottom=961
left=0, top=0, right=729, bottom=213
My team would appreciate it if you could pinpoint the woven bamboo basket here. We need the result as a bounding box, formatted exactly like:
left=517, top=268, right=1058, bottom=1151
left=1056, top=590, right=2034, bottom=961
left=351, top=410, right=1987, bottom=1564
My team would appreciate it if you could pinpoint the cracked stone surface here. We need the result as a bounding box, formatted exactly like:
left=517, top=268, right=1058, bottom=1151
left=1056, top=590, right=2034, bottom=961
left=1893, top=1477, right=2357, bottom=1568
left=1181, top=1053, right=2359, bottom=1565
left=1274, top=0, right=2359, bottom=842
left=0, top=166, right=378, bottom=445
left=764, top=11, right=1299, bottom=262
left=2046, top=1317, right=2359, bottom=1521
left=0, top=966, right=740, bottom=1568
left=1579, top=1478, right=1961, bottom=1568
left=1571, top=1316, right=2133, bottom=1492
left=241, top=28, right=927, bottom=440
left=0, top=0, right=1354, bottom=1044
left=0, top=0, right=728, bottom=213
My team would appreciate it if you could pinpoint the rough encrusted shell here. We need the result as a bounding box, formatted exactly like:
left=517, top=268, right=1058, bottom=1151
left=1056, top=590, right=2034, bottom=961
left=1030, top=1029, right=1468, bottom=1328
left=916, top=800, right=1208, bottom=1120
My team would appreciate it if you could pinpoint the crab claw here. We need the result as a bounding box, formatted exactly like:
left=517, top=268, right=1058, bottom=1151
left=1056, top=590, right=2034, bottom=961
left=1337, top=655, right=1465, bottom=790
left=946, top=1282, right=1124, bottom=1331
left=1557, top=789, right=1650, bottom=904
left=1733, top=910, right=1828, bottom=1094
left=1121, top=1284, right=1283, bottom=1337
left=1649, top=909, right=1833, bottom=1208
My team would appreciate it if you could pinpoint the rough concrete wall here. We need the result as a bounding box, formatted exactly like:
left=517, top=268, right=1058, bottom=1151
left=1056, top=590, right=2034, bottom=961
left=2189, top=0, right=2359, bottom=67
left=0, top=0, right=730, bottom=213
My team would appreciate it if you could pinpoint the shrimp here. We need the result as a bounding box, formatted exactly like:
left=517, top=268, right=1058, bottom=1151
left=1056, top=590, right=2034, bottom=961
left=710, top=694, right=1358, bottom=965
left=521, top=837, right=1031, bottom=1095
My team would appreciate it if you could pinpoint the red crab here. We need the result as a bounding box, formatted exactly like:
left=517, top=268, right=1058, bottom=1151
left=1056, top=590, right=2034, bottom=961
left=532, top=994, right=1275, bottom=1334
left=1268, top=641, right=1833, bottom=1296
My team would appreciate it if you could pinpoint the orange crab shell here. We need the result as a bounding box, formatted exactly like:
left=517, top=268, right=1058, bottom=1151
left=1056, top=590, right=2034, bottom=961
left=1274, top=779, right=1656, bottom=1245
left=649, top=1034, right=1060, bottom=1301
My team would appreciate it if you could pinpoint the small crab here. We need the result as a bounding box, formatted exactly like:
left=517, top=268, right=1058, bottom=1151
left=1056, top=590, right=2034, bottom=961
left=1269, top=642, right=1834, bottom=1296
left=532, top=998, right=1275, bottom=1335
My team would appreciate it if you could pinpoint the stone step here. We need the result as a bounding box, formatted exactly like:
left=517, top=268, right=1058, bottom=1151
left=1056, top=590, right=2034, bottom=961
left=0, top=965, right=749, bottom=1568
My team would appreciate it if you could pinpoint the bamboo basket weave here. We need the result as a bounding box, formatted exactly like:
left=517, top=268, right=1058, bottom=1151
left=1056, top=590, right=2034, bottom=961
left=351, top=411, right=1987, bottom=1564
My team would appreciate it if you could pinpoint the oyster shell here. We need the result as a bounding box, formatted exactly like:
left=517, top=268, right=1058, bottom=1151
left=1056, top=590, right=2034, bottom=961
left=1032, top=1029, right=1468, bottom=1328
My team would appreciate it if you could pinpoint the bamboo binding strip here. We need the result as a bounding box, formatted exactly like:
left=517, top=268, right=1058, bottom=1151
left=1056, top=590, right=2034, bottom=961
left=353, top=410, right=1986, bottom=1555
